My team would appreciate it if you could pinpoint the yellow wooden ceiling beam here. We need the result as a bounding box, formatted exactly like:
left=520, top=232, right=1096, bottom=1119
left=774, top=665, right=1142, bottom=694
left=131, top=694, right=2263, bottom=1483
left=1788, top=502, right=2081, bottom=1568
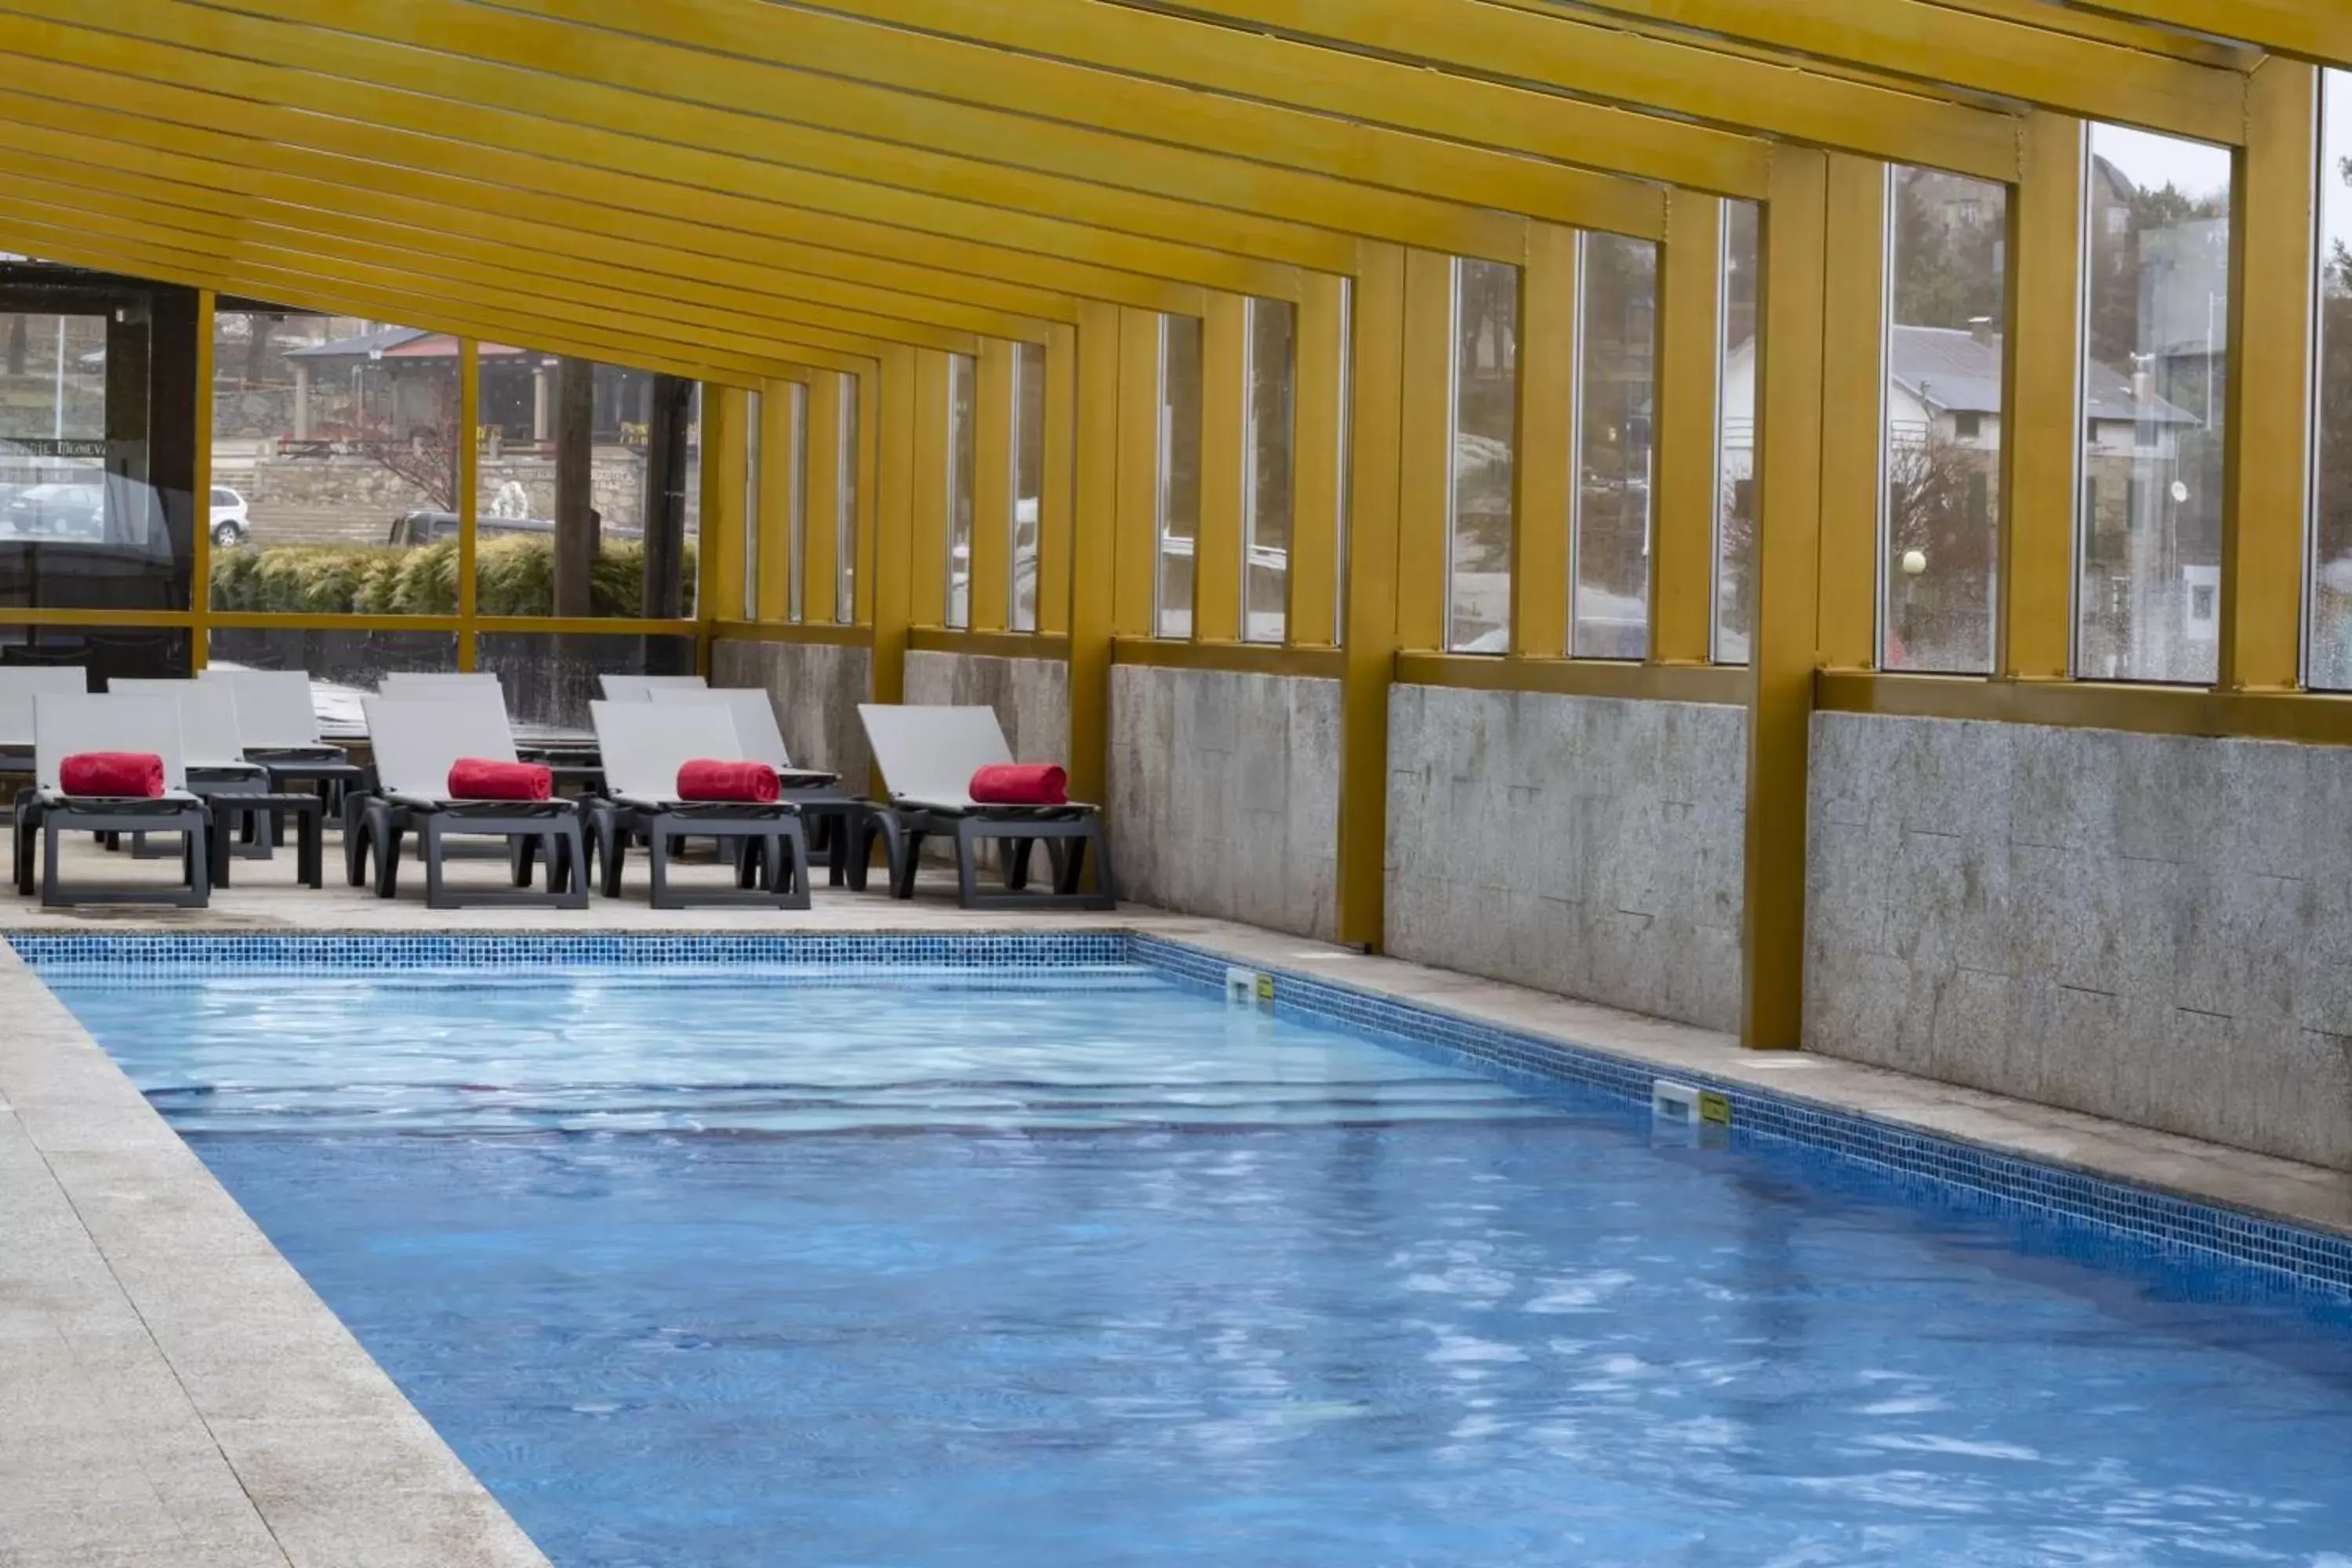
left=1924, top=0, right=2253, bottom=67
left=1091, top=0, right=2023, bottom=178
left=0, top=162, right=1000, bottom=356
left=782, top=0, right=1772, bottom=198
left=0, top=76, right=1234, bottom=314
left=0, top=27, right=1306, bottom=301
left=0, top=114, right=1073, bottom=334
left=0, top=2, right=1380, bottom=276
left=2069, top=2, right=2352, bottom=68
left=0, top=215, right=783, bottom=386
left=1537, top=0, right=2245, bottom=143
left=424, top=0, right=1675, bottom=232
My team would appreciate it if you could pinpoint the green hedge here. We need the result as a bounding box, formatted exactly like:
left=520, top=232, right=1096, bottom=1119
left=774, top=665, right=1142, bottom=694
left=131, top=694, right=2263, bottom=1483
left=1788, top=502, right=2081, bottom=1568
left=210, top=535, right=697, bottom=618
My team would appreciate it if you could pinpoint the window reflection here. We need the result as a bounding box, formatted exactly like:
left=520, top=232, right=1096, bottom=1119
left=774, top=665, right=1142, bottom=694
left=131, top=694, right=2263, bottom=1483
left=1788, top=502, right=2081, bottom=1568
left=1574, top=234, right=1657, bottom=659
left=1883, top=167, right=2007, bottom=674
left=1449, top=257, right=1519, bottom=652
left=945, top=352, right=976, bottom=629
left=2077, top=122, right=2230, bottom=684
left=2311, top=73, right=2352, bottom=688
left=1156, top=315, right=1202, bottom=639
left=1243, top=298, right=1296, bottom=644
left=1714, top=200, right=1760, bottom=663
left=1011, top=343, right=1045, bottom=633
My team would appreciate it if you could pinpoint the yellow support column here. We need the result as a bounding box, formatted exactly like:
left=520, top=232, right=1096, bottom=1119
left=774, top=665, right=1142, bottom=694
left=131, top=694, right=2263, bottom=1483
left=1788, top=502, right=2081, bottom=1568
left=910, top=350, right=951, bottom=630
left=703, top=387, right=749, bottom=630
left=1113, top=307, right=1163, bottom=638
left=2223, top=58, right=2318, bottom=693
left=1038, top=323, right=1078, bottom=636
left=1290, top=272, right=1348, bottom=648
left=1396, top=249, right=1456, bottom=652
left=189, top=288, right=214, bottom=670
left=1515, top=225, right=1574, bottom=660
left=1338, top=241, right=1409, bottom=951
left=1195, top=292, right=1248, bottom=644
left=804, top=372, right=843, bottom=626
left=2000, top=112, right=2085, bottom=683
left=1069, top=301, right=1121, bottom=843
left=1817, top=154, right=1888, bottom=672
left=972, top=338, right=1016, bottom=632
left=1741, top=147, right=1830, bottom=1051
left=1651, top=195, right=1723, bottom=666
left=457, top=337, right=480, bottom=670
left=872, top=345, right=919, bottom=718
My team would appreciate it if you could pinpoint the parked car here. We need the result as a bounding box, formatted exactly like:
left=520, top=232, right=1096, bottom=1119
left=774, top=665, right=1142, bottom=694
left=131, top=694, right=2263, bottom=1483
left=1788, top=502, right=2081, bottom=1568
left=388, top=510, right=644, bottom=547
left=5, top=481, right=103, bottom=539
left=209, top=486, right=250, bottom=548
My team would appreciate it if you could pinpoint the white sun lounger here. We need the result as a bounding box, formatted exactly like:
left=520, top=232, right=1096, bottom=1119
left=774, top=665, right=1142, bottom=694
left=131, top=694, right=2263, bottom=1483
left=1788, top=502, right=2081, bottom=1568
left=199, top=668, right=335, bottom=753
left=12, top=692, right=211, bottom=907
left=0, top=666, right=89, bottom=757
left=673, top=689, right=838, bottom=788
left=586, top=700, right=809, bottom=909
left=854, top=703, right=1114, bottom=910
left=354, top=696, right=586, bottom=909
left=599, top=673, right=708, bottom=701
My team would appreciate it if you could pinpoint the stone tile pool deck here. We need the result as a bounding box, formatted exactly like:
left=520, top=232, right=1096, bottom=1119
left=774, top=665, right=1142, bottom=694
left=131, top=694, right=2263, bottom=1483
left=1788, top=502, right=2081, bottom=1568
left=4, top=837, right=2349, bottom=1563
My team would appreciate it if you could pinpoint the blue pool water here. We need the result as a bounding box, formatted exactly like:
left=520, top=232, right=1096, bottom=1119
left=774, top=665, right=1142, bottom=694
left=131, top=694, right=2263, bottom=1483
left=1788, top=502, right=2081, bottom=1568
left=46, top=964, right=2352, bottom=1566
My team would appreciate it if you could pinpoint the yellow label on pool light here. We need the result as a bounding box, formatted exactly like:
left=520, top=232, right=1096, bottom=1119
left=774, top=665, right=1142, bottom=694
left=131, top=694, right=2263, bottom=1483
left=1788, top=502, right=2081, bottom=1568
left=1697, top=1091, right=1732, bottom=1126
left=1254, top=974, right=1275, bottom=1003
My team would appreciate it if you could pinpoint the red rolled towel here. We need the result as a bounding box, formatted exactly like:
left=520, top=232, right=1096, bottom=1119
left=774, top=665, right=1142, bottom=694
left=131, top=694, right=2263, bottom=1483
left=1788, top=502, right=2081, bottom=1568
left=448, top=757, right=552, bottom=801
left=968, top=762, right=1068, bottom=806
left=677, top=759, right=779, bottom=804
left=60, top=751, right=163, bottom=798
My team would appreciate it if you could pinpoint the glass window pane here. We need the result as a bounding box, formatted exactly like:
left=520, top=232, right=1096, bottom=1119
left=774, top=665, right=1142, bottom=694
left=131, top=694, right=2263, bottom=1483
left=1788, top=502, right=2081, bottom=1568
left=2311, top=73, right=2352, bottom=688
left=2078, top=123, right=2230, bottom=684
left=208, top=626, right=457, bottom=733
left=205, top=314, right=454, bottom=618
left=1449, top=258, right=1518, bottom=652
left=1, top=274, right=193, bottom=614
left=477, top=632, right=698, bottom=731
left=1884, top=167, right=2007, bottom=674
left=837, top=376, right=858, bottom=625
left=1714, top=199, right=1760, bottom=664
left=0, top=623, right=188, bottom=684
left=945, top=351, right=975, bottom=629
left=786, top=382, right=808, bottom=625
left=1011, top=343, right=1045, bottom=633
left=1244, top=298, right=1296, bottom=644
left=470, top=350, right=698, bottom=619
left=1573, top=235, right=1657, bottom=659
left=1156, top=315, right=1202, bottom=639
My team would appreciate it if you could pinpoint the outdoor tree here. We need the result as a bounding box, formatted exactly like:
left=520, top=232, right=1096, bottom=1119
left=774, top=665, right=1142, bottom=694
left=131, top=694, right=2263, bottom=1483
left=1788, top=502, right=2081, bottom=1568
left=362, top=368, right=462, bottom=514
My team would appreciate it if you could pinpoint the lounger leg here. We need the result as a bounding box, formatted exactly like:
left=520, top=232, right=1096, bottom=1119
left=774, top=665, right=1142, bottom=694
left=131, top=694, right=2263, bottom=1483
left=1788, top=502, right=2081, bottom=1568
left=892, top=829, right=924, bottom=900
left=1004, top=837, right=1036, bottom=891
left=557, top=818, right=589, bottom=908
left=372, top=813, right=403, bottom=901
left=208, top=806, right=232, bottom=891
left=599, top=815, right=627, bottom=899
left=13, top=800, right=35, bottom=897
left=509, top=837, right=538, bottom=889
left=40, top=817, right=60, bottom=907
left=297, top=810, right=323, bottom=889
left=183, top=815, right=210, bottom=909
left=780, top=818, right=811, bottom=908
left=953, top=819, right=985, bottom=908
left=423, top=818, right=450, bottom=909
left=735, top=835, right=762, bottom=891
left=648, top=825, right=671, bottom=908
left=1087, top=822, right=1120, bottom=905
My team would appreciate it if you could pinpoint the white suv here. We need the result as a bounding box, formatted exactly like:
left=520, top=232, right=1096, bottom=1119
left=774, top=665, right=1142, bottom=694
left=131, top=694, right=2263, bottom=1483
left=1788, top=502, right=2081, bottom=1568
left=210, top=486, right=250, bottom=548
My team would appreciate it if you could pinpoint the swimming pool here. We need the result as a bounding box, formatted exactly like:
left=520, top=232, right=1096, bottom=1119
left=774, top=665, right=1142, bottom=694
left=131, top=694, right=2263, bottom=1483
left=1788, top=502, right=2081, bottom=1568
left=31, top=938, right=2352, bottom=1566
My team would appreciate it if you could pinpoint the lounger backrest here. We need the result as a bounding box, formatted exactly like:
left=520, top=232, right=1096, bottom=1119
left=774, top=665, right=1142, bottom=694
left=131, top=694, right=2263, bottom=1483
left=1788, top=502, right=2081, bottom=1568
left=857, top=703, right=1011, bottom=805
left=674, top=688, right=793, bottom=770
left=200, top=669, right=321, bottom=749
left=0, top=667, right=90, bottom=749
left=111, top=679, right=246, bottom=768
left=600, top=674, right=709, bottom=702
left=590, top=699, right=745, bottom=801
left=363, top=696, right=517, bottom=799
left=383, top=671, right=499, bottom=688
left=34, top=693, right=187, bottom=793
left=365, top=680, right=507, bottom=727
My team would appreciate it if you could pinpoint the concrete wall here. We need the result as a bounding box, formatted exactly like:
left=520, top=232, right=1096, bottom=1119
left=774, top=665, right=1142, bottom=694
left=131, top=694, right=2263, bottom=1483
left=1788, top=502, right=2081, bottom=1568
left=1109, top=666, right=1341, bottom=940
left=1806, top=712, right=2352, bottom=1171
left=710, top=639, right=873, bottom=789
left=1384, top=685, right=1747, bottom=1033
left=902, top=650, right=1070, bottom=767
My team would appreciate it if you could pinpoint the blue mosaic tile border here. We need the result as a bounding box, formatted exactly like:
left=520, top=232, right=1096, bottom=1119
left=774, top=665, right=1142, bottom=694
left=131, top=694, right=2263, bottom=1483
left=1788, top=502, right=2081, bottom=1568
left=4, top=931, right=1128, bottom=971
left=11, top=927, right=2350, bottom=1294
left=1126, top=936, right=2352, bottom=1297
